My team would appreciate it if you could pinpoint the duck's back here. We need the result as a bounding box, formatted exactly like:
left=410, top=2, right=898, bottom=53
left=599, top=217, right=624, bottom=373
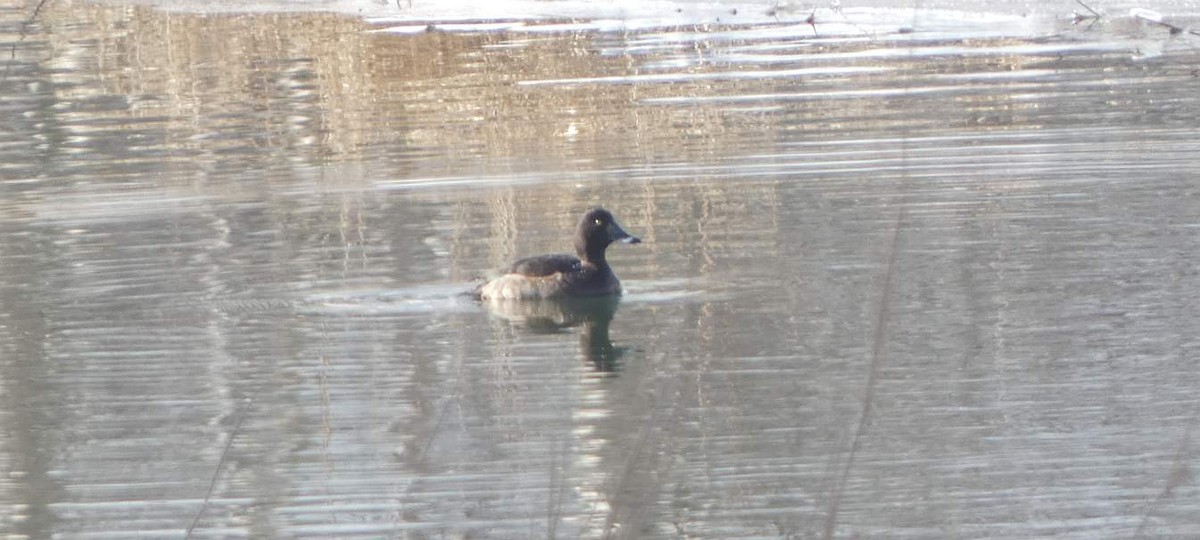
left=503, top=254, right=580, bottom=277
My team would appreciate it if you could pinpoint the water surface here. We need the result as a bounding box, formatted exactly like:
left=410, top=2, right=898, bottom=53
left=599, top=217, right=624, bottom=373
left=2, top=1, right=1200, bottom=538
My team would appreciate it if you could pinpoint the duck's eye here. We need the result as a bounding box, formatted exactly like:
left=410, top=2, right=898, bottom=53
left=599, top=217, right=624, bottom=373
left=593, top=218, right=604, bottom=226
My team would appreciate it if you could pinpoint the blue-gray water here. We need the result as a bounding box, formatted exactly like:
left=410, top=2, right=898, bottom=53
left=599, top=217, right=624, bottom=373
left=2, top=1, right=1200, bottom=538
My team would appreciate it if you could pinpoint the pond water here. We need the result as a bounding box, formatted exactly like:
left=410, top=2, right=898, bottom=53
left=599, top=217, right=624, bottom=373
left=3, top=0, right=1200, bottom=538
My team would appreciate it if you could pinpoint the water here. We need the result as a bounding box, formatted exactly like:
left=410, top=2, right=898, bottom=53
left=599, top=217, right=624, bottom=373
left=3, top=0, right=1200, bottom=538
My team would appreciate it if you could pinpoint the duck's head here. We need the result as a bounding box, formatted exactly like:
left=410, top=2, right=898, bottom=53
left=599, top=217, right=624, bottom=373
left=575, top=207, right=641, bottom=261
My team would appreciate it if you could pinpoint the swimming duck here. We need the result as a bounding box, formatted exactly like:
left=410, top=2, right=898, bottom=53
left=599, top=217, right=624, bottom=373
left=474, top=207, right=641, bottom=300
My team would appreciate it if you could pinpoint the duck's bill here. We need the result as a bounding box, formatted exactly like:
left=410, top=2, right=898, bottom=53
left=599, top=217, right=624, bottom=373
left=619, top=235, right=641, bottom=244
left=611, top=222, right=642, bottom=244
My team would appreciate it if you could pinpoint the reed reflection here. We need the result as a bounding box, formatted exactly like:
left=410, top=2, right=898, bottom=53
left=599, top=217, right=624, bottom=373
left=482, top=295, right=627, bottom=372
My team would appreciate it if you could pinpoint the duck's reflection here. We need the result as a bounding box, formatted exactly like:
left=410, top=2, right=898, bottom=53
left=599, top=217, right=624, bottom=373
left=481, top=295, right=626, bottom=372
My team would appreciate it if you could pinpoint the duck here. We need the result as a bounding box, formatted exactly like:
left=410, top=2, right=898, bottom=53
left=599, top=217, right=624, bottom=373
left=473, top=207, right=641, bottom=300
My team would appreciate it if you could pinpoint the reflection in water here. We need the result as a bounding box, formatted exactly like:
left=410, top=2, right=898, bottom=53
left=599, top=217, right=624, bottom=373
left=482, top=295, right=627, bottom=373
